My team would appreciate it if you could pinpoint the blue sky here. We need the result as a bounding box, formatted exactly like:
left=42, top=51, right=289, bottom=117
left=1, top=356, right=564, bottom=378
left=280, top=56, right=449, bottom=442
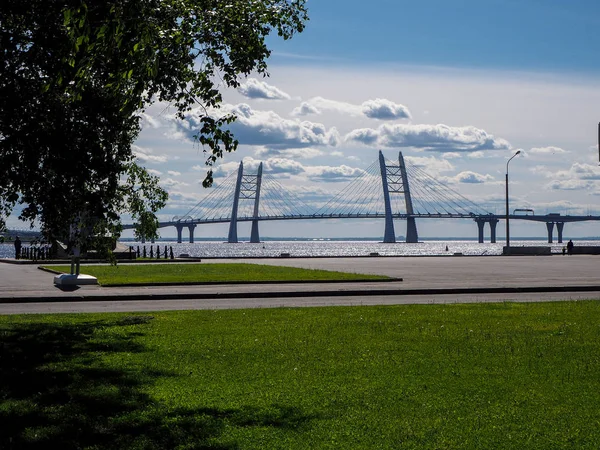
left=272, top=0, right=600, bottom=73
left=120, top=0, right=600, bottom=240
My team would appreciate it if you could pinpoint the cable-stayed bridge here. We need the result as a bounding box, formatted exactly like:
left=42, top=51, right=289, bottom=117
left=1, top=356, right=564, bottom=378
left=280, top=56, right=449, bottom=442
left=126, top=151, right=600, bottom=244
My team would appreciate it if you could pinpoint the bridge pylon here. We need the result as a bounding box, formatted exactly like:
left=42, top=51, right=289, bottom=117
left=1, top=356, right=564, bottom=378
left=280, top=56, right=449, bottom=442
left=227, top=161, right=264, bottom=243
left=250, top=162, right=263, bottom=243
left=379, top=151, right=419, bottom=243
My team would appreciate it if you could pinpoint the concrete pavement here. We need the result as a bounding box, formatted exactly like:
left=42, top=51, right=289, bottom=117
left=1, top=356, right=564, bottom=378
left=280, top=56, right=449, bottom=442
left=1, top=255, right=600, bottom=308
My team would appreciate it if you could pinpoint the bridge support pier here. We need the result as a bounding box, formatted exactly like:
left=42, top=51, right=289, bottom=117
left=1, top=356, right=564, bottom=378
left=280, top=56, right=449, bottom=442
left=187, top=224, right=196, bottom=244
left=176, top=225, right=184, bottom=244
left=556, top=222, right=564, bottom=243
left=546, top=222, right=554, bottom=243
left=475, top=218, right=499, bottom=243
left=489, top=218, right=499, bottom=243
left=476, top=220, right=485, bottom=243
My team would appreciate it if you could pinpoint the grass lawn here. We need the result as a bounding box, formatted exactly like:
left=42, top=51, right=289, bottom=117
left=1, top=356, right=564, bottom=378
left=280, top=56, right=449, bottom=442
left=2, top=301, right=600, bottom=448
left=42, top=263, right=391, bottom=285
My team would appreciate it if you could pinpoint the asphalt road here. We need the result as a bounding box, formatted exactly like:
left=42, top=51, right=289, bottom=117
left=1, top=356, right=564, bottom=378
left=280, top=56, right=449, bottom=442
left=3, top=291, right=600, bottom=315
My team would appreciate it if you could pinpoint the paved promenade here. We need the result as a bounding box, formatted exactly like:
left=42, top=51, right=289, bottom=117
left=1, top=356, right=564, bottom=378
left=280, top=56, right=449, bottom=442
left=1, top=255, right=599, bottom=313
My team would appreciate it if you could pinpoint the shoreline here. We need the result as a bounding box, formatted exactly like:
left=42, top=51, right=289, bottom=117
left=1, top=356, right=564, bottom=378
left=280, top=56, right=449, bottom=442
left=0, top=239, right=595, bottom=260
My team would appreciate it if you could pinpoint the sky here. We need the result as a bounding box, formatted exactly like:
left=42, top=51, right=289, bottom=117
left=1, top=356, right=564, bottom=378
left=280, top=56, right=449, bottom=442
left=24, top=0, right=600, bottom=240
left=129, top=0, right=600, bottom=240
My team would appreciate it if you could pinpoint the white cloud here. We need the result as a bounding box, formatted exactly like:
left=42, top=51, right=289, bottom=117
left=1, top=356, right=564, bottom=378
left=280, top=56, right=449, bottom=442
left=139, top=112, right=163, bottom=129
left=302, top=97, right=363, bottom=116
left=163, top=191, right=203, bottom=209
left=441, top=152, right=462, bottom=159
left=362, top=98, right=411, bottom=120
left=524, top=146, right=572, bottom=163
left=467, top=151, right=486, bottom=159
left=136, top=153, right=169, bottom=164
left=570, top=162, right=600, bottom=180
left=173, top=104, right=340, bottom=149
left=168, top=170, right=181, bottom=176
left=550, top=162, right=600, bottom=181
left=133, top=145, right=169, bottom=163
left=213, top=156, right=306, bottom=178
left=547, top=179, right=594, bottom=190
left=212, top=161, right=241, bottom=178
left=530, top=146, right=569, bottom=154
left=345, top=128, right=379, bottom=145
left=454, top=171, right=495, bottom=184
left=305, top=165, right=366, bottom=182
left=291, top=96, right=411, bottom=121
left=263, top=158, right=306, bottom=175
left=238, top=78, right=291, bottom=100
left=536, top=162, right=600, bottom=191
left=161, top=178, right=189, bottom=188
left=291, top=102, right=321, bottom=116
left=529, top=165, right=554, bottom=177
left=346, top=123, right=511, bottom=152
left=254, top=147, right=324, bottom=159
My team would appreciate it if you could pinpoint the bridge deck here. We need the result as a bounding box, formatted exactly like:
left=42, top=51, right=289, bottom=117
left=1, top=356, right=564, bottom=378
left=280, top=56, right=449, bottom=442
left=122, top=214, right=600, bottom=230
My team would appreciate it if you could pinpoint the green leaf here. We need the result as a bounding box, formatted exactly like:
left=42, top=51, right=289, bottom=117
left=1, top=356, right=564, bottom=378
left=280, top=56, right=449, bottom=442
left=63, top=9, right=71, bottom=26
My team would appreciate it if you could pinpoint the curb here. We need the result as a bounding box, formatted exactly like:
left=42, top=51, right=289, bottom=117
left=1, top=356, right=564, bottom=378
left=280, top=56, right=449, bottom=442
left=36, top=266, right=403, bottom=287
left=2, top=285, right=600, bottom=304
left=100, top=278, right=403, bottom=287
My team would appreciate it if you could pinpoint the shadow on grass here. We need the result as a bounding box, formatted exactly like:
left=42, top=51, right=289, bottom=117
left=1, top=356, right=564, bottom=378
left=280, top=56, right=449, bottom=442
left=0, top=316, right=316, bottom=449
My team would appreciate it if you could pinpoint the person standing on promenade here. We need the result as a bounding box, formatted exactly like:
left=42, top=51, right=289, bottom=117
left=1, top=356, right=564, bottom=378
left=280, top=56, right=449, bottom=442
left=14, top=235, right=22, bottom=259
left=567, top=239, right=574, bottom=255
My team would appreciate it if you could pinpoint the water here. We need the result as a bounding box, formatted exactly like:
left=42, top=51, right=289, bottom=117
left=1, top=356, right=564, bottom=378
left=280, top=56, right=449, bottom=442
left=1, top=239, right=596, bottom=259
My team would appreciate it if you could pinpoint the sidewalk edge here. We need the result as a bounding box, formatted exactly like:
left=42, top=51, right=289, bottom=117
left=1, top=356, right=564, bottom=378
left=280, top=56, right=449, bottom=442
left=2, top=285, right=600, bottom=304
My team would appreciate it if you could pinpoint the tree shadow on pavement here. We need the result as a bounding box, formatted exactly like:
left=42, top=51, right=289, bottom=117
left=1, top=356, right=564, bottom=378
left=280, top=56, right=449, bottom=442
left=0, top=316, right=316, bottom=449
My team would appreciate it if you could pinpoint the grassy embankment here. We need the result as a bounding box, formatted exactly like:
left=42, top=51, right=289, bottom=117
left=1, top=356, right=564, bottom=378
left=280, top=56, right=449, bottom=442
left=44, top=263, right=391, bottom=285
left=2, top=301, right=600, bottom=448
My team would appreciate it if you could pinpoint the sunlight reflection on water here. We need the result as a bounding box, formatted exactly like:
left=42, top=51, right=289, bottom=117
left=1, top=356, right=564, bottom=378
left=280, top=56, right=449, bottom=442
left=1, top=240, right=595, bottom=259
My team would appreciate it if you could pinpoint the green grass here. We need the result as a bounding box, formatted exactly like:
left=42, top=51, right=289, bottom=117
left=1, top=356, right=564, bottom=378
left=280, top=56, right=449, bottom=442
left=3, top=302, right=600, bottom=448
left=43, top=263, right=391, bottom=285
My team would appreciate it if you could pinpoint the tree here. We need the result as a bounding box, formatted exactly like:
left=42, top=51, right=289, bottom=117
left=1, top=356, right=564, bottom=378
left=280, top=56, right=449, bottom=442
left=0, top=0, right=307, bottom=247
